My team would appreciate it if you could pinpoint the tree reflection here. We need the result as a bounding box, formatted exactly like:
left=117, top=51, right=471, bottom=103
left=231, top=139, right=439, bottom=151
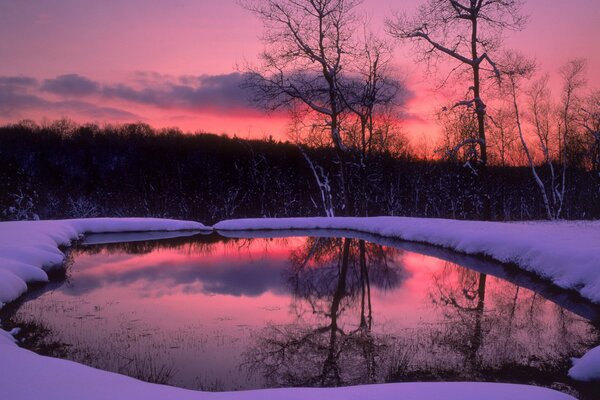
left=245, top=238, right=405, bottom=387
left=430, top=266, right=488, bottom=368
left=7, top=233, right=600, bottom=394
left=246, top=246, right=599, bottom=391
left=421, top=262, right=598, bottom=382
left=74, top=233, right=224, bottom=256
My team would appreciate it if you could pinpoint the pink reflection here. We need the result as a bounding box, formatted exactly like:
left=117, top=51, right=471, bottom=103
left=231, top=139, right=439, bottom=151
left=1, top=1, right=598, bottom=142
left=9, top=235, right=598, bottom=392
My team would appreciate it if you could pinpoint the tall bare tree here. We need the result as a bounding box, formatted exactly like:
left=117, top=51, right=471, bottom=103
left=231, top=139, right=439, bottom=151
left=501, top=54, right=589, bottom=220
left=387, top=0, right=527, bottom=218
left=338, top=31, right=404, bottom=215
left=241, top=0, right=405, bottom=216
left=559, top=59, right=587, bottom=169
left=487, top=107, right=518, bottom=167
left=580, top=90, right=600, bottom=173
left=499, top=52, right=556, bottom=219
left=241, top=0, right=362, bottom=148
left=526, top=75, right=564, bottom=218
left=240, top=0, right=362, bottom=213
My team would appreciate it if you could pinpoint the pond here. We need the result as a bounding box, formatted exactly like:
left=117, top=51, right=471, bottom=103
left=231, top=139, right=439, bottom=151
left=2, top=231, right=600, bottom=397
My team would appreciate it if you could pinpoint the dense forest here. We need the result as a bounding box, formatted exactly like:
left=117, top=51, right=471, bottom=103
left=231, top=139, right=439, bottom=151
left=1, top=120, right=598, bottom=223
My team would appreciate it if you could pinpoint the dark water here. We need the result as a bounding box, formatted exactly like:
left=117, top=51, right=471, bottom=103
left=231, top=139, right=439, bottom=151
left=3, top=231, right=600, bottom=396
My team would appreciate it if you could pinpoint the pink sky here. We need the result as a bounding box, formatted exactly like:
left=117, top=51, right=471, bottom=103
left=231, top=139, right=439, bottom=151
left=0, top=0, right=598, bottom=142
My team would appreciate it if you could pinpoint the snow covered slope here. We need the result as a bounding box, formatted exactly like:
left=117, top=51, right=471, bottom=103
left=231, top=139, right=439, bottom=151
left=569, top=344, right=600, bottom=381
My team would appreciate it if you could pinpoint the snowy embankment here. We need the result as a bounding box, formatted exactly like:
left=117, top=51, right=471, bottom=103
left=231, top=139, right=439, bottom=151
left=569, top=345, right=600, bottom=381
left=0, top=217, right=594, bottom=398
left=215, top=217, right=600, bottom=303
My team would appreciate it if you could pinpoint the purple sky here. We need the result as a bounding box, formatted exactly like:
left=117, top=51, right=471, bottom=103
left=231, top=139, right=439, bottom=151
left=0, top=0, right=598, bottom=140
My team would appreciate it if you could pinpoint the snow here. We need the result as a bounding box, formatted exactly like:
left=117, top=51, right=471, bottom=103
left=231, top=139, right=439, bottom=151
left=0, top=216, right=596, bottom=399
left=569, top=345, right=600, bottom=381
left=215, top=217, right=600, bottom=303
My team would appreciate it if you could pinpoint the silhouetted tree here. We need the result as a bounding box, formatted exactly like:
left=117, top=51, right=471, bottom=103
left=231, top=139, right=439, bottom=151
left=387, top=0, right=527, bottom=219
left=241, top=0, right=407, bottom=215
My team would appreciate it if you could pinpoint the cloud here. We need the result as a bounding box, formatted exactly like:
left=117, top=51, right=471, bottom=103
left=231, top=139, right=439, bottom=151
left=32, top=72, right=256, bottom=113
left=0, top=76, right=38, bottom=87
left=41, top=74, right=100, bottom=96
left=63, top=252, right=288, bottom=298
left=0, top=71, right=415, bottom=125
left=56, top=100, right=140, bottom=120
left=0, top=76, right=138, bottom=120
left=2, top=72, right=258, bottom=118
left=101, top=72, right=254, bottom=114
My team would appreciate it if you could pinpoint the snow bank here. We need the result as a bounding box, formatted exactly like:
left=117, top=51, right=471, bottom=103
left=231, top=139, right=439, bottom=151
left=215, top=217, right=600, bottom=303
left=569, top=345, right=600, bottom=381
left=0, top=218, right=209, bottom=307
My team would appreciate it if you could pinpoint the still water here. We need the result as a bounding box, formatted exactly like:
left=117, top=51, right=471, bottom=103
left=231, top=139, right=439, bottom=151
left=3, top=232, right=600, bottom=394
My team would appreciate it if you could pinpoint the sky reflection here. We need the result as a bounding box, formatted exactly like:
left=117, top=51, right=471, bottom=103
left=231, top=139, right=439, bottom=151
left=5, top=235, right=599, bottom=394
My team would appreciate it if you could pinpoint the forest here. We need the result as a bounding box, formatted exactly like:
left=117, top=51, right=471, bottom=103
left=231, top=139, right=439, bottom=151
left=0, top=119, right=598, bottom=223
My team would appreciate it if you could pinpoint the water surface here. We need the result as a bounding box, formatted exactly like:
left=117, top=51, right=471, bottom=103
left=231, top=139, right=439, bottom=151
left=4, top=232, right=599, bottom=395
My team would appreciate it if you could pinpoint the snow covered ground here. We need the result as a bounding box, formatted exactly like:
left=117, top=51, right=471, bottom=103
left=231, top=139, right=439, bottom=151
left=570, top=344, right=600, bottom=381
left=1, top=216, right=599, bottom=398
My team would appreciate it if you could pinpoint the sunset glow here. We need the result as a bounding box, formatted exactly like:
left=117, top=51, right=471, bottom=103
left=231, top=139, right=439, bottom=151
left=1, top=0, right=598, bottom=141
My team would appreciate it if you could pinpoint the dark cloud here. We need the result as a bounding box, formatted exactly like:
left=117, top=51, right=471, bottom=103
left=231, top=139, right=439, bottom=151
left=0, top=71, right=413, bottom=122
left=0, top=73, right=258, bottom=119
left=101, top=72, right=253, bottom=114
left=56, top=99, right=140, bottom=119
left=0, top=78, right=138, bottom=120
left=0, top=92, right=47, bottom=116
left=41, top=74, right=101, bottom=96
left=0, top=76, right=38, bottom=87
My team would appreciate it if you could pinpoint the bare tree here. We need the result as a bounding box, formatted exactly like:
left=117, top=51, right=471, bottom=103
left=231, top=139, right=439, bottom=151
left=387, top=0, right=527, bottom=218
left=387, top=0, right=526, bottom=166
left=526, top=75, right=565, bottom=218
left=241, top=0, right=361, bottom=150
left=338, top=30, right=404, bottom=215
left=299, top=146, right=336, bottom=217
left=241, top=0, right=363, bottom=213
left=487, top=107, right=518, bottom=167
left=499, top=52, right=557, bottom=219
left=580, top=90, right=600, bottom=173
left=559, top=59, right=587, bottom=170
left=241, top=1, right=407, bottom=216
left=500, top=54, right=590, bottom=220
left=437, top=105, right=480, bottom=166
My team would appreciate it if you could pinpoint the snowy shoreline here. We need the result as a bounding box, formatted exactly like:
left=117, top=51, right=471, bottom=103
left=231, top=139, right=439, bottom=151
left=1, top=216, right=599, bottom=399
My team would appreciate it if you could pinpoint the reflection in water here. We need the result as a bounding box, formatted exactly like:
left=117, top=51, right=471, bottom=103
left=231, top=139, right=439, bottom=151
left=423, top=264, right=587, bottom=379
left=246, top=237, right=405, bottom=387
left=2, top=234, right=599, bottom=396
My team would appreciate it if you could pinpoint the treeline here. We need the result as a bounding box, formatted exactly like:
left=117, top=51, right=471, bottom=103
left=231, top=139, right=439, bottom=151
left=0, top=121, right=598, bottom=223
